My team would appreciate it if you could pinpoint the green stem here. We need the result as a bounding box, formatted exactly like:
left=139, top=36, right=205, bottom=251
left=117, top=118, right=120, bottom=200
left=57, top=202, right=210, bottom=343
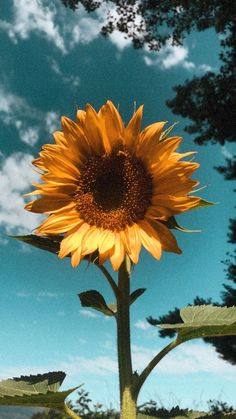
left=96, top=263, right=120, bottom=298
left=64, top=403, right=82, bottom=419
left=116, top=256, right=137, bottom=419
left=133, top=339, right=181, bottom=398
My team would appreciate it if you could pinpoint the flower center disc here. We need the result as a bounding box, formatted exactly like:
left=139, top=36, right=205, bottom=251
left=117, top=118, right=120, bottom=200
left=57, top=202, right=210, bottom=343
left=74, top=151, right=153, bottom=230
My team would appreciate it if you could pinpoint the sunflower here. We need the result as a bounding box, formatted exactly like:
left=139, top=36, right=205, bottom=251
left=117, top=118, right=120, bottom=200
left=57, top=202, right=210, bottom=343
left=25, top=101, right=200, bottom=270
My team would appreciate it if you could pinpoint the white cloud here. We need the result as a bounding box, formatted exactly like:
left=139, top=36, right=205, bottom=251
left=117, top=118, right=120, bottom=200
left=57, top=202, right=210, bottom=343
left=0, top=86, right=34, bottom=121
left=143, top=40, right=195, bottom=70
left=49, top=59, right=80, bottom=88
left=0, top=152, right=42, bottom=235
left=0, top=0, right=102, bottom=54
left=0, top=355, right=117, bottom=385
left=15, top=290, right=63, bottom=299
left=0, top=0, right=131, bottom=54
left=18, top=126, right=40, bottom=146
left=0, top=0, right=66, bottom=53
left=143, top=39, right=214, bottom=73
left=0, top=84, right=59, bottom=145
left=221, top=145, right=234, bottom=160
left=45, top=110, right=60, bottom=134
left=60, top=355, right=117, bottom=376
left=198, top=63, right=213, bottom=72
left=2, top=342, right=236, bottom=389
left=131, top=343, right=236, bottom=378
left=80, top=309, right=99, bottom=319
left=134, top=319, right=151, bottom=331
left=109, top=30, right=131, bottom=51
left=70, top=16, right=102, bottom=46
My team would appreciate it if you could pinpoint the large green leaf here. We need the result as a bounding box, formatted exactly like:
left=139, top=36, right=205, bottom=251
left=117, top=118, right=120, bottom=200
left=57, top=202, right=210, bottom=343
left=78, top=290, right=115, bottom=316
left=158, top=305, right=236, bottom=343
left=0, top=372, right=79, bottom=413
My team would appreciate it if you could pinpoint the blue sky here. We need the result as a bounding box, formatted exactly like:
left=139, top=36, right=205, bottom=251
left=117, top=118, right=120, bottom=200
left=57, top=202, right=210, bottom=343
left=0, top=0, right=235, bottom=415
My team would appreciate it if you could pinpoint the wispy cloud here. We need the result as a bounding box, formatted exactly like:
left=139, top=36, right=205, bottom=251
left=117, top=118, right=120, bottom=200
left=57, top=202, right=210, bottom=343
left=15, top=291, right=64, bottom=299
left=221, top=145, right=234, bottom=160
left=0, top=0, right=102, bottom=54
left=49, top=59, right=80, bottom=88
left=143, top=39, right=213, bottom=73
left=131, top=343, right=236, bottom=377
left=134, top=319, right=151, bottom=331
left=0, top=0, right=67, bottom=53
left=80, top=309, right=99, bottom=319
left=2, top=342, right=236, bottom=385
left=0, top=0, right=131, bottom=55
left=0, top=152, right=42, bottom=235
left=60, top=355, right=118, bottom=376
left=0, top=84, right=60, bottom=146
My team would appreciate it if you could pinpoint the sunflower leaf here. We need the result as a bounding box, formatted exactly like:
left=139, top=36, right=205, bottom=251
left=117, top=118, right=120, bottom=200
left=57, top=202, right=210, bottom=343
left=158, top=305, right=236, bottom=344
left=78, top=290, right=115, bottom=316
left=0, top=371, right=79, bottom=412
left=130, top=288, right=146, bottom=305
left=10, top=235, right=62, bottom=255
left=163, top=217, right=201, bottom=232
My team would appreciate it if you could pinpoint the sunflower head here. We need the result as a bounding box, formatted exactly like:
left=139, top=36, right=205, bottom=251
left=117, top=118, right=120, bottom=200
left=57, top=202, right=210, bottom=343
left=25, top=101, right=201, bottom=270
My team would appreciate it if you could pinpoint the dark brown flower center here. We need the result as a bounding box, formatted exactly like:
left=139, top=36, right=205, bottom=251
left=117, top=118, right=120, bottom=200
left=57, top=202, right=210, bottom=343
left=74, top=151, right=153, bottom=230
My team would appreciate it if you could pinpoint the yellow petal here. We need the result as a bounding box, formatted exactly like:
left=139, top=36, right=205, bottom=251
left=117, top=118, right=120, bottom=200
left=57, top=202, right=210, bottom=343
left=98, top=101, right=125, bottom=152
left=125, top=105, right=143, bottom=149
left=110, top=232, right=125, bottom=271
left=71, top=247, right=83, bottom=267
left=125, top=225, right=142, bottom=264
left=25, top=198, right=74, bottom=214
left=84, top=104, right=104, bottom=154
left=59, top=221, right=90, bottom=258
left=36, top=210, right=80, bottom=234
left=77, top=109, right=86, bottom=128
left=150, top=219, right=182, bottom=254
left=151, top=194, right=201, bottom=213
left=138, top=219, right=162, bottom=260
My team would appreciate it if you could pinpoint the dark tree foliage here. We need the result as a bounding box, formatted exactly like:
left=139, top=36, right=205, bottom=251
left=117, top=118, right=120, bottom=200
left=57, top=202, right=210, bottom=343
left=31, top=409, right=69, bottom=418
left=167, top=22, right=236, bottom=146
left=60, top=1, right=235, bottom=49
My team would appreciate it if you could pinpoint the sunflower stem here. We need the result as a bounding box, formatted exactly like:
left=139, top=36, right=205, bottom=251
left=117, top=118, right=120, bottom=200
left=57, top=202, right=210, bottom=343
left=96, top=263, right=120, bottom=298
left=116, top=255, right=137, bottom=419
left=64, top=403, right=82, bottom=419
left=133, top=339, right=181, bottom=398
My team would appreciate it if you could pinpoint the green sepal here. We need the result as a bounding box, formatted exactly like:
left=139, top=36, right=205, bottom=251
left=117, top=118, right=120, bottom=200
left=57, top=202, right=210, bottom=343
left=78, top=290, right=115, bottom=316
left=158, top=305, right=236, bottom=344
left=163, top=217, right=201, bottom=232
left=10, top=234, right=62, bottom=255
left=0, top=372, right=80, bottom=412
left=159, top=122, right=178, bottom=141
left=130, top=288, right=146, bottom=305
left=190, top=198, right=216, bottom=210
